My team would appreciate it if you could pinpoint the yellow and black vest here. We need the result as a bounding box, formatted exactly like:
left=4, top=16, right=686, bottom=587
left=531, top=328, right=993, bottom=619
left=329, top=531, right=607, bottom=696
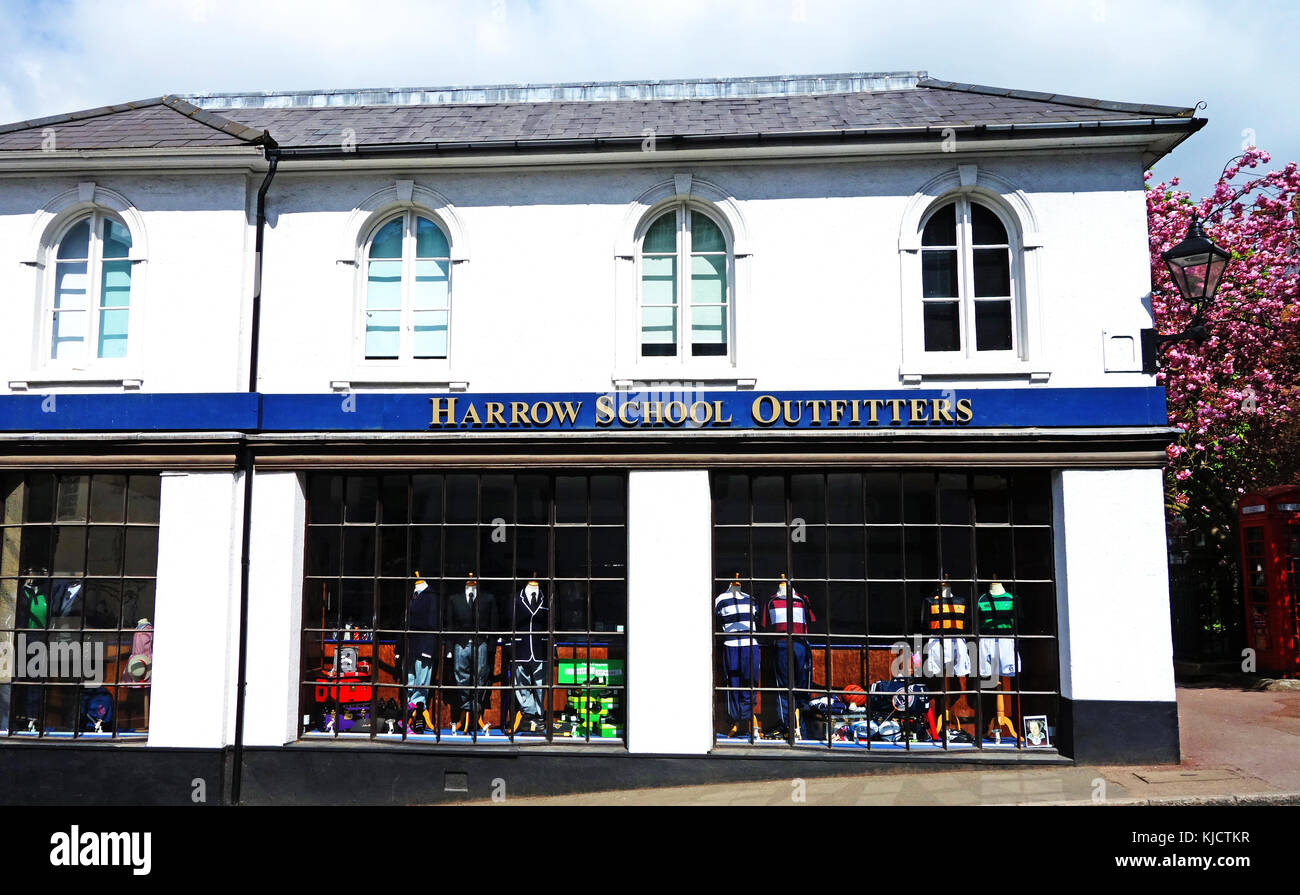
left=924, top=592, right=967, bottom=632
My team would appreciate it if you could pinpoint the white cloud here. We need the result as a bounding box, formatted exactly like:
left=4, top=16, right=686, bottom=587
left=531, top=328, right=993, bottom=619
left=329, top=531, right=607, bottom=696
left=0, top=0, right=1296, bottom=195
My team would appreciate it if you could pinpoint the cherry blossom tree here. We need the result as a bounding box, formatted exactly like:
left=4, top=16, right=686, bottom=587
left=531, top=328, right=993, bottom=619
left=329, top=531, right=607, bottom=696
left=1147, top=148, right=1299, bottom=651
left=1149, top=148, right=1299, bottom=521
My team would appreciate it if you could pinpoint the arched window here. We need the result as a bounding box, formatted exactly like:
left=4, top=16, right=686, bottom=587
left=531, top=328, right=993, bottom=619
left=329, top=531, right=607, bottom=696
left=363, top=211, right=451, bottom=361
left=920, top=198, right=1017, bottom=355
left=48, top=213, right=133, bottom=362
left=638, top=205, right=731, bottom=359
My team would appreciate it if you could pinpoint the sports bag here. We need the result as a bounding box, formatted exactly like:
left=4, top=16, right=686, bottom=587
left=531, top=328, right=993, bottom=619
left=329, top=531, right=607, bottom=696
left=81, top=686, right=114, bottom=732
left=869, top=678, right=930, bottom=717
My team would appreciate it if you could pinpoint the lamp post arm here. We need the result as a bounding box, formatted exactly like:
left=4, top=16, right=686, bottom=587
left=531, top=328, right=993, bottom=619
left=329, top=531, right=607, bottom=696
left=1140, top=309, right=1208, bottom=374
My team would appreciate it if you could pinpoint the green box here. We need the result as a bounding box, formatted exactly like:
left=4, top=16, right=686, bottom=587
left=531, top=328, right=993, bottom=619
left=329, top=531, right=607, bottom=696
left=556, top=660, right=624, bottom=687
left=568, top=693, right=617, bottom=725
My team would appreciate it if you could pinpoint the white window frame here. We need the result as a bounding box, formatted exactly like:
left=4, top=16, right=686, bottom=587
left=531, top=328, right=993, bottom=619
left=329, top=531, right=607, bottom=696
left=612, top=176, right=754, bottom=388
left=918, top=196, right=1021, bottom=360
left=42, top=210, right=138, bottom=370
left=897, top=167, right=1046, bottom=384
left=635, top=203, right=735, bottom=364
left=356, top=210, right=453, bottom=366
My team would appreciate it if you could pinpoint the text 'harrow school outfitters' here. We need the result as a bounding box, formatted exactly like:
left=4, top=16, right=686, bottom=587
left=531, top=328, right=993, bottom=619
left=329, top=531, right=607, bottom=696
left=428, top=394, right=976, bottom=429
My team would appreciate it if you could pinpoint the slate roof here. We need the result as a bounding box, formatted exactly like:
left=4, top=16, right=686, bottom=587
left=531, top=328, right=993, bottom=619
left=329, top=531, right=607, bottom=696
left=231, top=89, right=1187, bottom=148
left=0, top=97, right=271, bottom=151
left=0, top=72, right=1198, bottom=154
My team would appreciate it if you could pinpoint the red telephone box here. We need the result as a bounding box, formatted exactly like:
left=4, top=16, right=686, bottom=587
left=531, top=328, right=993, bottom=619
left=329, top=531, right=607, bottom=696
left=1238, top=485, right=1300, bottom=677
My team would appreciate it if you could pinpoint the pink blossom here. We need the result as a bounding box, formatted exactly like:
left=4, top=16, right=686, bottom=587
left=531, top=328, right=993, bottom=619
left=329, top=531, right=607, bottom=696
left=1148, top=145, right=1300, bottom=522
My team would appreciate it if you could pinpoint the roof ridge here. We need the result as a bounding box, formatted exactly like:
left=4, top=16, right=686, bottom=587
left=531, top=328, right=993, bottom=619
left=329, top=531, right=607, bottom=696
left=917, top=77, right=1195, bottom=118
left=214, top=87, right=1191, bottom=118
left=159, top=96, right=275, bottom=145
left=182, top=72, right=929, bottom=110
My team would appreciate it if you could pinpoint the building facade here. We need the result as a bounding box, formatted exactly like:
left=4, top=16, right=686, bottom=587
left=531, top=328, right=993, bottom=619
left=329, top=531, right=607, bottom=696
left=0, top=72, right=1200, bottom=804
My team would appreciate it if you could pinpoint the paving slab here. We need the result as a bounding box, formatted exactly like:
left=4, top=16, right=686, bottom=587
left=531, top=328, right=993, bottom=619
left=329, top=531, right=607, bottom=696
left=463, top=685, right=1300, bottom=805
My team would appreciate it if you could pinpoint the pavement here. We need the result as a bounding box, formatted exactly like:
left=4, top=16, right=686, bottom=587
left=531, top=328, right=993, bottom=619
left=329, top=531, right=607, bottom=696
left=469, top=679, right=1300, bottom=805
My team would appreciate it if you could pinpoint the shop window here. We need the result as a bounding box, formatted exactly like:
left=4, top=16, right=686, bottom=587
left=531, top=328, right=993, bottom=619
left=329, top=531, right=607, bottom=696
left=301, top=472, right=628, bottom=745
left=46, top=213, right=135, bottom=364
left=710, top=470, right=1058, bottom=752
left=0, top=472, right=160, bottom=739
left=362, top=211, right=452, bottom=361
left=919, top=198, right=1020, bottom=357
left=638, top=205, right=733, bottom=360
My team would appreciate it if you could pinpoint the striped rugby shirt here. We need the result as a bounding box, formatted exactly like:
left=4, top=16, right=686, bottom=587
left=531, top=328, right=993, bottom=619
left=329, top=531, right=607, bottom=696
left=714, top=588, right=758, bottom=647
left=764, top=591, right=815, bottom=635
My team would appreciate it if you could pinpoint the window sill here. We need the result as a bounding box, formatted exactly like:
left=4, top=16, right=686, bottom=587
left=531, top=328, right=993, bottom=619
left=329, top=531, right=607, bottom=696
left=898, top=359, right=1050, bottom=387
left=9, top=374, right=143, bottom=391
left=612, top=368, right=755, bottom=390
left=331, top=377, right=468, bottom=392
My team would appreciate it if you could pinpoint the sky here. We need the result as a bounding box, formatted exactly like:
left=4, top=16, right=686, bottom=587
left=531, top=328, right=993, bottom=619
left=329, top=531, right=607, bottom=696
left=1, top=0, right=1297, bottom=196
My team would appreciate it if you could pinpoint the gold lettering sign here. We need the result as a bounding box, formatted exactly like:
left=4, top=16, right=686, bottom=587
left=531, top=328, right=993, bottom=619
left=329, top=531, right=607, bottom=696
left=429, top=394, right=973, bottom=429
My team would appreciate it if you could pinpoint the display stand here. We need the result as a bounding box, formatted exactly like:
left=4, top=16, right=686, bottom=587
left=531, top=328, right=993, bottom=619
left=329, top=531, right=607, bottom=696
left=935, top=667, right=966, bottom=740
left=927, top=579, right=970, bottom=744
left=986, top=678, right=1020, bottom=742
left=979, top=579, right=1021, bottom=745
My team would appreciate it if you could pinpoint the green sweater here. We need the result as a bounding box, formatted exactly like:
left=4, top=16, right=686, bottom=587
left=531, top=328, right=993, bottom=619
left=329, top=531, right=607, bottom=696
left=976, top=591, right=1015, bottom=634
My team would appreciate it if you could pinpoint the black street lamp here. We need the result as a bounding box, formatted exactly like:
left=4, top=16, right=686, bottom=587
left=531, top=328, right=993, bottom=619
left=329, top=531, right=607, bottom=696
left=1141, top=215, right=1232, bottom=373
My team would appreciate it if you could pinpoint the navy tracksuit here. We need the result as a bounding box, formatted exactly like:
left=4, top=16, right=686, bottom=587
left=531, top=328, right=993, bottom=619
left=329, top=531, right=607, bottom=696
left=765, top=592, right=815, bottom=730
left=772, top=639, right=811, bottom=729
left=715, top=589, right=760, bottom=725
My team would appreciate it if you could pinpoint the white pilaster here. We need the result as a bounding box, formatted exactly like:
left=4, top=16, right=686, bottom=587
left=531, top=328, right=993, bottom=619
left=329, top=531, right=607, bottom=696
left=149, top=471, right=244, bottom=747
left=1053, top=468, right=1175, bottom=703
left=626, top=470, right=713, bottom=754
left=243, top=471, right=305, bottom=746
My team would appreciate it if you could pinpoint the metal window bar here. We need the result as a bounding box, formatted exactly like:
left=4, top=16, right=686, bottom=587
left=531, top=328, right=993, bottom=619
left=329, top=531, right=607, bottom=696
left=1010, top=486, right=1023, bottom=751
left=299, top=472, right=634, bottom=749
left=710, top=469, right=1058, bottom=755
left=3, top=474, right=159, bottom=741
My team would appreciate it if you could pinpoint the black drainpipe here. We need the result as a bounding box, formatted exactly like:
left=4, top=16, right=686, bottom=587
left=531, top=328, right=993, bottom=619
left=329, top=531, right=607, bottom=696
left=231, top=145, right=279, bottom=805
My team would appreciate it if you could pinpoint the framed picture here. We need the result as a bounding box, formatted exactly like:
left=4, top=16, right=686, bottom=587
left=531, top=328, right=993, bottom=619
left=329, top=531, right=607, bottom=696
left=1022, top=714, right=1050, bottom=747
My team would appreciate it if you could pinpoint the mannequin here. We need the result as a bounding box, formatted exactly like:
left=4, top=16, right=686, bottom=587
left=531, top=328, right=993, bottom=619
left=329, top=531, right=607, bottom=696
left=14, top=572, right=50, bottom=732
left=122, top=618, right=153, bottom=683
left=923, top=580, right=971, bottom=741
left=404, top=573, right=437, bottom=734
left=763, top=574, right=814, bottom=741
left=120, top=617, right=154, bottom=735
left=978, top=578, right=1021, bottom=742
left=510, top=577, right=550, bottom=734
left=715, top=573, right=761, bottom=739
left=447, top=573, right=499, bottom=734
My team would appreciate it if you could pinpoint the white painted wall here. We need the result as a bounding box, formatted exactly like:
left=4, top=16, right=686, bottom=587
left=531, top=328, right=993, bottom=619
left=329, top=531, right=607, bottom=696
left=243, top=471, right=305, bottom=746
left=626, top=470, right=713, bottom=754
left=148, top=471, right=244, bottom=747
left=0, top=173, right=254, bottom=394
left=0, top=149, right=1158, bottom=397
left=252, top=152, right=1154, bottom=393
left=1052, top=468, right=1176, bottom=703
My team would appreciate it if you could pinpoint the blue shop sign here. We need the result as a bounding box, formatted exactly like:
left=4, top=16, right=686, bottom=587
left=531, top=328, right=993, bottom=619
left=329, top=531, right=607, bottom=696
left=0, top=388, right=1167, bottom=432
